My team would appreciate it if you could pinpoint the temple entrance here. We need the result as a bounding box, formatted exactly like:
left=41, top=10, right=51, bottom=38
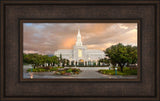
left=88, top=61, right=91, bottom=66
left=79, top=59, right=84, bottom=66
left=71, top=61, right=74, bottom=66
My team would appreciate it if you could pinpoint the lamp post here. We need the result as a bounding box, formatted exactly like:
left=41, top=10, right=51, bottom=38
left=115, top=67, right=117, bottom=75
left=70, top=58, right=72, bottom=66
left=30, top=68, right=33, bottom=79
left=88, top=57, right=91, bottom=66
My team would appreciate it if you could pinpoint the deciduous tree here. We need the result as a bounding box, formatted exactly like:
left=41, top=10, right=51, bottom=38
left=105, top=43, right=137, bottom=72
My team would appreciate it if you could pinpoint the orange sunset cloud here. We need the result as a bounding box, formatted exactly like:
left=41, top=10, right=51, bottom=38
left=23, top=23, right=137, bottom=55
left=61, top=37, right=76, bottom=49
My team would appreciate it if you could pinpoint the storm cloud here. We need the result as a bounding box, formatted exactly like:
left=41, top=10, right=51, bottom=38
left=23, top=23, right=137, bottom=55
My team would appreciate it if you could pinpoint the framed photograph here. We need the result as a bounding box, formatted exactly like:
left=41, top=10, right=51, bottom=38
left=21, top=20, right=140, bottom=81
left=0, top=0, right=159, bottom=101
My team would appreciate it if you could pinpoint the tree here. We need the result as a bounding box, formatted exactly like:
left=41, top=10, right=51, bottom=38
left=23, top=53, right=61, bottom=68
left=98, top=58, right=109, bottom=66
left=62, top=59, right=66, bottom=67
left=126, top=45, right=137, bottom=64
left=45, top=56, right=52, bottom=66
left=66, top=59, right=69, bottom=66
left=58, top=54, right=62, bottom=66
left=105, top=43, right=137, bottom=72
left=23, top=53, right=41, bottom=69
left=51, top=56, right=59, bottom=66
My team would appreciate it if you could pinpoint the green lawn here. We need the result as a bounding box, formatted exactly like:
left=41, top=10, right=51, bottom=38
left=98, top=67, right=137, bottom=75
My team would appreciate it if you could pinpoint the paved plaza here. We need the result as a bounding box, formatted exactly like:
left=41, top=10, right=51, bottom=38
left=23, top=66, right=137, bottom=79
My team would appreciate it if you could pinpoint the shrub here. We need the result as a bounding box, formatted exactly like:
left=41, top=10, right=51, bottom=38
left=57, top=67, right=64, bottom=68
left=60, top=71, right=66, bottom=75
left=38, top=68, right=47, bottom=72
left=27, top=67, right=82, bottom=76
left=27, top=68, right=47, bottom=72
left=66, top=68, right=72, bottom=73
left=72, top=68, right=81, bottom=72
left=98, top=67, right=137, bottom=75
left=49, top=68, right=58, bottom=71
left=42, top=66, right=53, bottom=70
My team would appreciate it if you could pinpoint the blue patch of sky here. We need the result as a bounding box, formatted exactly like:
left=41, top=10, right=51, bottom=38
left=35, top=23, right=57, bottom=28
left=34, top=24, right=45, bottom=29
left=24, top=23, right=48, bottom=28
left=24, top=23, right=72, bottom=28
left=24, top=23, right=32, bottom=26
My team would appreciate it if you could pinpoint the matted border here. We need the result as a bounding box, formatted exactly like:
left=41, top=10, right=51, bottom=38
left=0, top=0, right=159, bottom=101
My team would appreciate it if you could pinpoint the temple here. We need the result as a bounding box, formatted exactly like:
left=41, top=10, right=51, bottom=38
left=54, top=29, right=105, bottom=66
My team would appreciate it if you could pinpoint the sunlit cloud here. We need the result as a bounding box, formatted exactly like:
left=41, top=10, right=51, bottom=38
left=23, top=23, right=137, bottom=55
left=61, top=37, right=76, bottom=49
left=24, top=50, right=39, bottom=54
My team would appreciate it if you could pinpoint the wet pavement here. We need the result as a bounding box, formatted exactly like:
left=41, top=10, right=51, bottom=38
left=23, top=65, right=137, bottom=79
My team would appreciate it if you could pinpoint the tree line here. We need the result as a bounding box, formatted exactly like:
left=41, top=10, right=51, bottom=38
left=23, top=43, right=137, bottom=72
left=23, top=54, right=69, bottom=68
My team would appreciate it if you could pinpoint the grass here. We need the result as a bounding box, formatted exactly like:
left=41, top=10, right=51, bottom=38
left=27, top=66, right=64, bottom=72
left=98, top=67, right=137, bottom=75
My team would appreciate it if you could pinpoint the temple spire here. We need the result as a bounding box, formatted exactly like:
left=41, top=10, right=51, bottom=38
left=76, top=28, right=82, bottom=46
left=78, top=28, right=81, bottom=36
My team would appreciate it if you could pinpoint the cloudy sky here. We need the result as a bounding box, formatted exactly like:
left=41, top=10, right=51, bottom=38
left=23, top=23, right=137, bottom=55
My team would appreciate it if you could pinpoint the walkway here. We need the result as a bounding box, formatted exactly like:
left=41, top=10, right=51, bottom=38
left=23, top=66, right=137, bottom=79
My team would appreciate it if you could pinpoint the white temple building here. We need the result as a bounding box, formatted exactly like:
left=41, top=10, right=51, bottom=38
left=54, top=29, right=105, bottom=66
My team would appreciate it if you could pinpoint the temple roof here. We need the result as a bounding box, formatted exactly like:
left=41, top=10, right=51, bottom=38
left=86, top=49, right=104, bottom=54
left=54, top=49, right=72, bottom=54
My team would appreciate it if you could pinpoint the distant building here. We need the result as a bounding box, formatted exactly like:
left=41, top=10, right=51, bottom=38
left=54, top=29, right=105, bottom=66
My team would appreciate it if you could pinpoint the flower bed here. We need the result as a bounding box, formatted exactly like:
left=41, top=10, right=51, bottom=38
left=53, top=68, right=81, bottom=76
left=27, top=67, right=81, bottom=76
